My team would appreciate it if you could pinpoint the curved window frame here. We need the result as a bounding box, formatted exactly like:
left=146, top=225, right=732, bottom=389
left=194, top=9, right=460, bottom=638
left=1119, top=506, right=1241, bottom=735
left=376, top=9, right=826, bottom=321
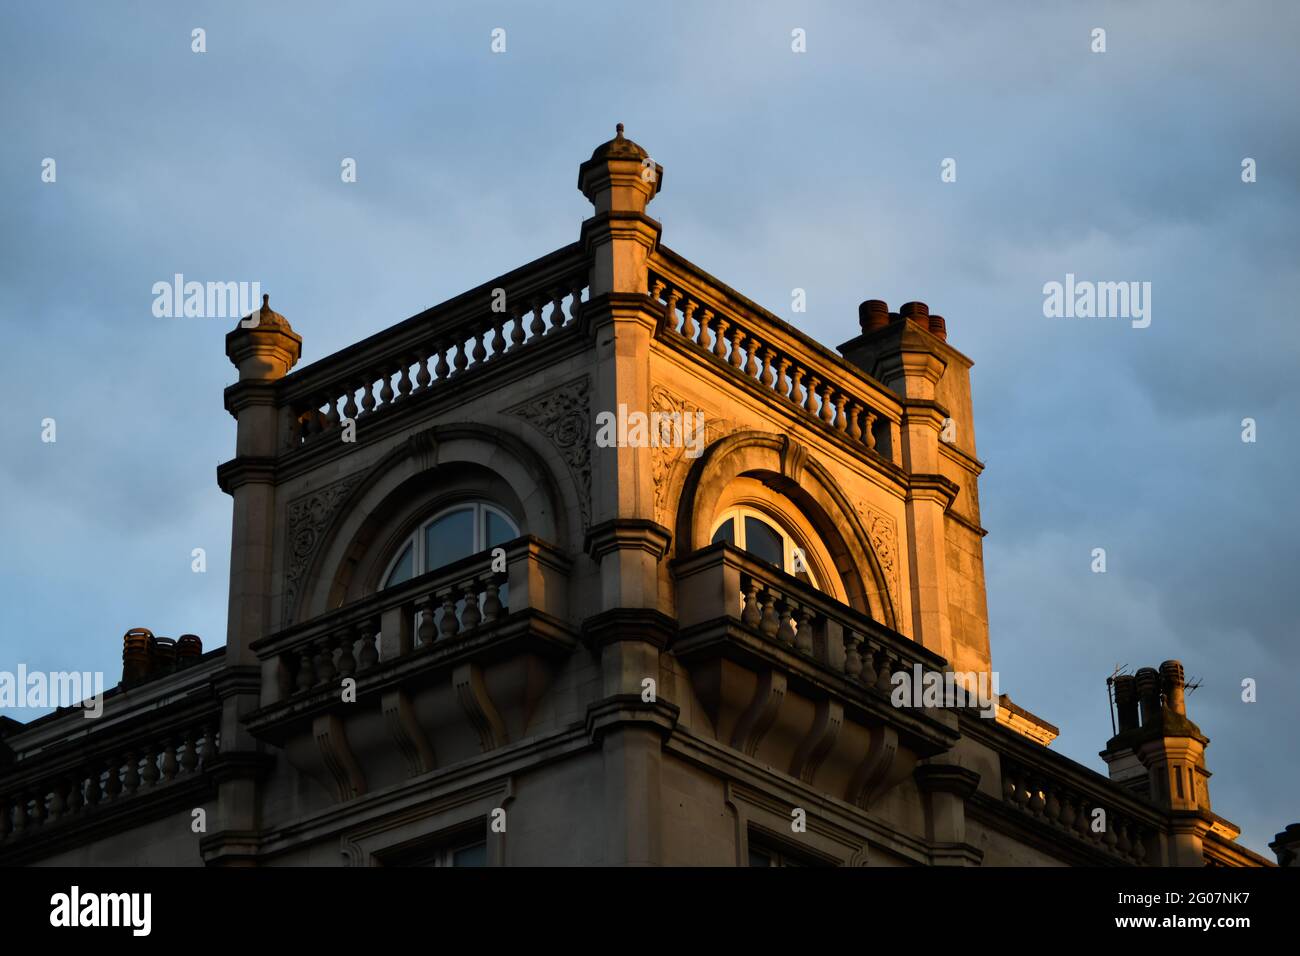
left=709, top=505, right=822, bottom=590
left=380, top=501, right=519, bottom=589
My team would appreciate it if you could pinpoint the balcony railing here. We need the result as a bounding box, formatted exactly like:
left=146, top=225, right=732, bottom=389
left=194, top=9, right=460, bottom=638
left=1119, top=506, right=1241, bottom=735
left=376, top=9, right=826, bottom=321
left=251, top=535, right=573, bottom=708
left=649, top=251, right=900, bottom=463
left=280, top=244, right=589, bottom=449
left=0, top=701, right=220, bottom=851
left=673, top=543, right=945, bottom=694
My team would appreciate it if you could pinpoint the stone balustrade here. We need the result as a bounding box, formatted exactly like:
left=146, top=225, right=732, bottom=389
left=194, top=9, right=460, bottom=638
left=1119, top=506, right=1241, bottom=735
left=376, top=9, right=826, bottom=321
left=0, top=718, right=219, bottom=844
left=254, top=535, right=571, bottom=705
left=281, top=249, right=588, bottom=449
left=1001, top=755, right=1154, bottom=864
left=649, top=266, right=896, bottom=460
left=674, top=543, right=944, bottom=694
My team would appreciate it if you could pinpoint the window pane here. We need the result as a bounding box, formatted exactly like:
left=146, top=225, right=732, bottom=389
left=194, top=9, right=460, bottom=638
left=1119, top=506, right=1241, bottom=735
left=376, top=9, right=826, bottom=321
left=748, top=847, right=772, bottom=867
left=452, top=842, right=487, bottom=867
left=711, top=518, right=735, bottom=546
left=743, top=516, right=783, bottom=569
left=383, top=542, right=414, bottom=588
left=426, top=508, right=475, bottom=571
left=486, top=509, right=516, bottom=548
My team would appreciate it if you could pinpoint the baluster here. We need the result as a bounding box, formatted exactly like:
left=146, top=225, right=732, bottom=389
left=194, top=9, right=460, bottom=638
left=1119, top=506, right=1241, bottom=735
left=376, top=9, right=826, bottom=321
left=1132, top=829, right=1147, bottom=864
left=324, top=394, right=341, bottom=429
left=418, top=594, right=438, bottom=646
left=141, top=744, right=160, bottom=788
left=776, top=358, right=792, bottom=399
left=179, top=728, right=198, bottom=774
left=12, top=795, right=28, bottom=832
left=122, top=752, right=140, bottom=795
left=453, top=338, right=469, bottom=376
left=740, top=579, right=761, bottom=627
left=358, top=620, right=379, bottom=669
left=471, top=322, right=488, bottom=365
left=761, top=348, right=777, bottom=388
left=528, top=299, right=546, bottom=342
left=777, top=599, right=795, bottom=647
left=843, top=632, right=863, bottom=679
left=860, top=640, right=880, bottom=686
left=1044, top=787, right=1061, bottom=825
left=548, top=292, right=565, bottom=334
left=66, top=773, right=84, bottom=815
left=0, top=798, right=10, bottom=840
left=195, top=723, right=216, bottom=770
left=651, top=278, right=666, bottom=304
left=439, top=589, right=460, bottom=640
left=875, top=649, right=894, bottom=694
left=1103, top=816, right=1119, bottom=850
left=789, top=366, right=805, bottom=407
left=759, top=590, right=780, bottom=637
left=482, top=577, right=504, bottom=621
left=161, top=738, right=179, bottom=780
left=833, top=392, right=848, bottom=431
left=509, top=305, right=526, bottom=351
left=359, top=380, right=377, bottom=416
left=415, top=349, right=432, bottom=391
left=682, top=300, right=698, bottom=342
left=729, top=327, right=745, bottom=368
left=1059, top=794, right=1077, bottom=832
left=315, top=637, right=337, bottom=686
left=336, top=628, right=357, bottom=680
left=1116, top=820, right=1132, bottom=856
left=864, top=412, right=878, bottom=450
left=460, top=580, right=482, bottom=630
left=378, top=370, right=395, bottom=408
left=434, top=342, right=451, bottom=381
left=846, top=402, right=863, bottom=441
left=342, top=385, right=359, bottom=423
left=1027, top=778, right=1045, bottom=816
left=805, top=376, right=821, bottom=415
left=569, top=282, right=583, bottom=324
left=712, top=318, right=730, bottom=360
left=104, top=760, right=122, bottom=801
left=663, top=288, right=681, bottom=334
left=745, top=335, right=761, bottom=378
left=295, top=647, right=316, bottom=693
left=396, top=360, right=413, bottom=401
left=489, top=313, right=506, bottom=360
left=793, top=605, right=814, bottom=654
left=48, top=781, right=67, bottom=821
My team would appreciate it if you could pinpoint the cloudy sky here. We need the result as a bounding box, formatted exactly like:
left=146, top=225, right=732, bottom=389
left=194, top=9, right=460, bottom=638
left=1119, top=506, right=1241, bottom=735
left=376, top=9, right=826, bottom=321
left=1, top=1, right=1295, bottom=856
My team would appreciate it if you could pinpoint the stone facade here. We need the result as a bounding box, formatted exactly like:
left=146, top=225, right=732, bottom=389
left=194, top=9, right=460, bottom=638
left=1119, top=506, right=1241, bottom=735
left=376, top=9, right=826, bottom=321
left=0, top=128, right=1278, bottom=867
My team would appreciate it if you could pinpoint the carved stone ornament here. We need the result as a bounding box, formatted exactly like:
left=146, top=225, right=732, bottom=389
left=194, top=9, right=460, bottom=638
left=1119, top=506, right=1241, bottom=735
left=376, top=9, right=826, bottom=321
left=649, top=384, right=735, bottom=524
left=507, top=376, right=592, bottom=528
left=282, top=472, right=366, bottom=626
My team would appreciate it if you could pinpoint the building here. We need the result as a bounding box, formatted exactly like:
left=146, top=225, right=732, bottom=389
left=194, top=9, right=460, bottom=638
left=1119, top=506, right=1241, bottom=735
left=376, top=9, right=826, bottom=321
left=0, top=127, right=1283, bottom=867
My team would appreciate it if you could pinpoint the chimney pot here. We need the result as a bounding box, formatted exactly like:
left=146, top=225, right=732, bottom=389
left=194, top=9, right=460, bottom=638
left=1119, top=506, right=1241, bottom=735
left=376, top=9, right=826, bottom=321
left=858, top=299, right=890, bottom=333
left=122, top=627, right=155, bottom=684
left=900, top=301, right=929, bottom=322
left=1135, top=667, right=1161, bottom=727
left=1113, top=674, right=1139, bottom=733
left=928, top=314, right=948, bottom=341
left=1160, top=659, right=1186, bottom=715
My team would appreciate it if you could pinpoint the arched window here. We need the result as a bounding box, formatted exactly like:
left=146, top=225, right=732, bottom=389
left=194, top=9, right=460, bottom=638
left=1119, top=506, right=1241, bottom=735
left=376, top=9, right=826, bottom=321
left=381, top=502, right=519, bottom=589
left=710, top=505, right=820, bottom=589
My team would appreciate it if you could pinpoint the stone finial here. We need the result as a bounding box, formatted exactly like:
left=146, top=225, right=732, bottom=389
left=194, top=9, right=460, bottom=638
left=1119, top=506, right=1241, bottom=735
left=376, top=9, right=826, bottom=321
left=226, top=292, right=302, bottom=382
left=1271, top=824, right=1300, bottom=867
left=578, top=123, right=663, bottom=215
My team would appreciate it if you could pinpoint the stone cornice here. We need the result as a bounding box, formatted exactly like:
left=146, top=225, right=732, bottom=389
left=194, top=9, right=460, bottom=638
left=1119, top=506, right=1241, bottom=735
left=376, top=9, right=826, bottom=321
left=216, top=456, right=278, bottom=493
